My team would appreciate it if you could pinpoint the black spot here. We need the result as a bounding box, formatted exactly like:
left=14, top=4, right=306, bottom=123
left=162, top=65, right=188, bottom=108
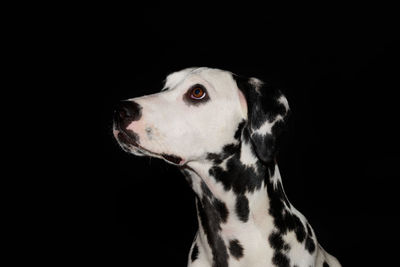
left=229, top=239, right=244, bottom=260
left=234, top=120, right=246, bottom=140
left=223, top=143, right=240, bottom=155
left=268, top=231, right=284, bottom=251
left=213, top=198, right=229, bottom=223
left=305, top=236, right=316, bottom=254
left=235, top=195, right=249, bottom=222
left=242, top=127, right=251, bottom=142
left=292, top=215, right=306, bottom=243
left=207, top=153, right=223, bottom=164
left=191, top=243, right=199, bottom=262
left=323, top=261, right=330, bottom=267
left=272, top=251, right=290, bottom=267
left=197, top=197, right=229, bottom=267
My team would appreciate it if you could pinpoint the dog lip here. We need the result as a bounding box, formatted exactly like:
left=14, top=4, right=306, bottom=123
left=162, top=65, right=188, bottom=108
left=117, top=130, right=139, bottom=147
left=116, top=129, right=184, bottom=165
left=161, top=154, right=183, bottom=165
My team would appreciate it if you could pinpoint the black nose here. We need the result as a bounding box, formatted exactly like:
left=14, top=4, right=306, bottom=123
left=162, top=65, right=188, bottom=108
left=114, top=100, right=142, bottom=127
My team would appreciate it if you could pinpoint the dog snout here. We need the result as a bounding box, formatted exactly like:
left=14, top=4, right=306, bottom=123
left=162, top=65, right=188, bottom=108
left=114, top=100, right=142, bottom=128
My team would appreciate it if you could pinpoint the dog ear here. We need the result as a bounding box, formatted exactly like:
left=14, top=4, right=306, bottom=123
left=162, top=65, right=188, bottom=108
left=234, top=75, right=290, bottom=163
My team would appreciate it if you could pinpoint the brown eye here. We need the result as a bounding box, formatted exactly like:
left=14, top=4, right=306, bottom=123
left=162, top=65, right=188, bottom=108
left=190, top=87, right=206, bottom=99
left=184, top=84, right=209, bottom=105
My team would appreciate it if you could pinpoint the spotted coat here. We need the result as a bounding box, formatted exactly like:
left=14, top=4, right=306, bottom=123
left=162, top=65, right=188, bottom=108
left=113, top=67, right=341, bottom=267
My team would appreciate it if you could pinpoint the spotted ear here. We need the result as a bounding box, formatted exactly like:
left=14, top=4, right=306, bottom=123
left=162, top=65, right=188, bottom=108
left=234, top=75, right=290, bottom=163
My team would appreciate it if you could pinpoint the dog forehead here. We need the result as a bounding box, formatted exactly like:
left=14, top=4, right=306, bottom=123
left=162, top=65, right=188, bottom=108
left=163, top=67, right=199, bottom=89
left=163, top=67, right=236, bottom=93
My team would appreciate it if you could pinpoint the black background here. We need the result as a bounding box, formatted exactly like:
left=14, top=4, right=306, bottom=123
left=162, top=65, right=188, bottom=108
left=97, top=6, right=399, bottom=266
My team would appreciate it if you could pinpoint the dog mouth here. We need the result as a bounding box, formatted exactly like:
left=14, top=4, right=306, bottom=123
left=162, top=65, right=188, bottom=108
left=160, top=154, right=183, bottom=165
left=115, top=128, right=184, bottom=165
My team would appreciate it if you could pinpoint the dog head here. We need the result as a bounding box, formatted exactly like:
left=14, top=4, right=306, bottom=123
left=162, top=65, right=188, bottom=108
left=113, top=67, right=289, bottom=165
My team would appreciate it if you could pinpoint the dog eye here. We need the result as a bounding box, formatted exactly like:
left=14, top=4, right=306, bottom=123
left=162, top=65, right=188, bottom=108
left=190, top=87, right=206, bottom=100
left=184, top=84, right=209, bottom=105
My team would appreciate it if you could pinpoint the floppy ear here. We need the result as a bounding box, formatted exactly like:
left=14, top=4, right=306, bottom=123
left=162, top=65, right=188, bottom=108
left=234, top=75, right=290, bottom=163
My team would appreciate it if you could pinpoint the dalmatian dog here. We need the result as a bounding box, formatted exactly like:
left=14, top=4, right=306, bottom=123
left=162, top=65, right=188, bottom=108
left=113, top=67, right=341, bottom=267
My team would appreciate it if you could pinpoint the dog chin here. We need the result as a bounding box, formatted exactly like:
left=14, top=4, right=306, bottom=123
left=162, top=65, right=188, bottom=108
left=129, top=147, right=147, bottom=156
left=114, top=129, right=184, bottom=165
left=121, top=142, right=184, bottom=165
left=135, top=148, right=184, bottom=166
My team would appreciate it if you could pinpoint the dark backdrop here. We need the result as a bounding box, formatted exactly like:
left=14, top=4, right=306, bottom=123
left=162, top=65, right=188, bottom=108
left=98, top=7, right=399, bottom=266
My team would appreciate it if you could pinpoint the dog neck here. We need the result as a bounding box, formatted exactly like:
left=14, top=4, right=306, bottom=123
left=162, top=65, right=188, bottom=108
left=181, top=140, right=295, bottom=266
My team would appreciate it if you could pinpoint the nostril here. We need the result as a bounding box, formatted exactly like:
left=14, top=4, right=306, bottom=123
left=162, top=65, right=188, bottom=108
left=118, top=106, right=131, bottom=119
left=116, top=101, right=142, bottom=122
